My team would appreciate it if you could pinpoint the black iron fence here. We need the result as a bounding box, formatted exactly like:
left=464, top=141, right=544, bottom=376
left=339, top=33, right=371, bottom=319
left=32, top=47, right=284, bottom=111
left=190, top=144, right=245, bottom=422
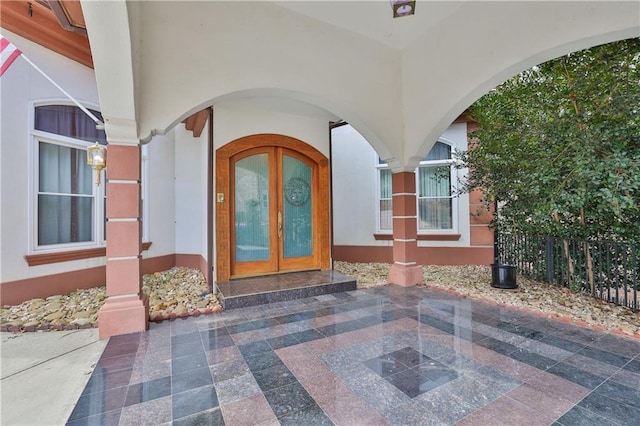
left=496, top=233, right=639, bottom=311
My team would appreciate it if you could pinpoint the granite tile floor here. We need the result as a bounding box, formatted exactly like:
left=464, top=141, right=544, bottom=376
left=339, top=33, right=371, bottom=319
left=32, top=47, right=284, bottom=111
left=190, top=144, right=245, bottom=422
left=67, top=285, right=640, bottom=425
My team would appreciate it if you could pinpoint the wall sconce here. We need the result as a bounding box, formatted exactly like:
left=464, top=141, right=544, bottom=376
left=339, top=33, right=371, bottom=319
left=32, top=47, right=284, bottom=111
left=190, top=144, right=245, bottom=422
left=391, top=0, right=416, bottom=18
left=87, top=142, right=107, bottom=186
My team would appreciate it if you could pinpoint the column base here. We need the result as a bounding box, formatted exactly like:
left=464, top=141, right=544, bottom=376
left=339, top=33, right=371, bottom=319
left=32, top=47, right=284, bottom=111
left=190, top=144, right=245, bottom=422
left=388, top=263, right=424, bottom=287
left=98, top=294, right=149, bottom=339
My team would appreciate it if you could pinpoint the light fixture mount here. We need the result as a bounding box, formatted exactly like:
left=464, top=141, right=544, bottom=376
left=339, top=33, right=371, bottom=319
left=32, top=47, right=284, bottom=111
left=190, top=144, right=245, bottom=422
left=391, top=0, right=416, bottom=18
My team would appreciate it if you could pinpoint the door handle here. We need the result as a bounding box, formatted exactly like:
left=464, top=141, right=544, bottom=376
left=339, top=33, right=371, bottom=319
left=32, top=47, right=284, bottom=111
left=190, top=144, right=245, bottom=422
left=278, top=211, right=283, bottom=238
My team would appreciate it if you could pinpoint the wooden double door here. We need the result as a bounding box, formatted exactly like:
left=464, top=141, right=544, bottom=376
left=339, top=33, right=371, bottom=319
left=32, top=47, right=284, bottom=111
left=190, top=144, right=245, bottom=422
left=216, top=135, right=330, bottom=281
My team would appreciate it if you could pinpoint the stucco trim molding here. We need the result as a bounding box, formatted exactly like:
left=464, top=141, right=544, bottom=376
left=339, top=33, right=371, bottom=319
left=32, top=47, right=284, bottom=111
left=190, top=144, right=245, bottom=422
left=374, top=233, right=461, bottom=241
left=24, top=242, right=152, bottom=266
left=3, top=252, right=175, bottom=306
left=333, top=244, right=492, bottom=265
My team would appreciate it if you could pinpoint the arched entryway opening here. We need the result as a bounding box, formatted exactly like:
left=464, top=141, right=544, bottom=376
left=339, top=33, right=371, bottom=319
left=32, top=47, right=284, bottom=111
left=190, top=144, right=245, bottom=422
left=216, top=134, right=331, bottom=282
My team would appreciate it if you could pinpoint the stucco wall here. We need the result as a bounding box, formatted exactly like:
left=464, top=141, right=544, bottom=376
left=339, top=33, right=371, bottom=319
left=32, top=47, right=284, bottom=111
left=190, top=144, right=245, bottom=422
left=143, top=132, right=176, bottom=260
left=0, top=30, right=180, bottom=297
left=174, top=124, right=208, bottom=260
left=0, top=30, right=103, bottom=284
left=331, top=123, right=471, bottom=248
left=331, top=124, right=383, bottom=247
left=212, top=102, right=331, bottom=157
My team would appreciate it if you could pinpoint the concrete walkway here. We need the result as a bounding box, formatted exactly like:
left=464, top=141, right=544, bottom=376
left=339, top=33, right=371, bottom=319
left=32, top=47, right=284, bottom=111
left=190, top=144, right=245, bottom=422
left=1, top=329, right=107, bottom=425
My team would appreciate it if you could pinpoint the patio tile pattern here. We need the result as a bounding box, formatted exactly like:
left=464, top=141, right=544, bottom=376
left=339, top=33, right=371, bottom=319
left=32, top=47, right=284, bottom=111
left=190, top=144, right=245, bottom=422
left=67, top=284, right=640, bottom=425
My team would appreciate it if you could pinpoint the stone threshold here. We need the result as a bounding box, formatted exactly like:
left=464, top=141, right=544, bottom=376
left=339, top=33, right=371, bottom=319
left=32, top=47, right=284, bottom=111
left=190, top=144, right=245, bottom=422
left=216, top=270, right=357, bottom=310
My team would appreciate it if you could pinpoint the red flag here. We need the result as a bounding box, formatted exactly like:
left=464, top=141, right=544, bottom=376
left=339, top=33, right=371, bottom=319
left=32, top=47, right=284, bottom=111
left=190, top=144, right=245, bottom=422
left=1, top=36, right=22, bottom=76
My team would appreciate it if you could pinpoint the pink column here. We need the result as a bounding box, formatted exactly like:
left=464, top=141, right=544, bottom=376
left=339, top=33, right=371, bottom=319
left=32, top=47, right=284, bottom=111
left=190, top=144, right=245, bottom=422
left=98, top=144, right=148, bottom=339
left=388, top=171, right=424, bottom=287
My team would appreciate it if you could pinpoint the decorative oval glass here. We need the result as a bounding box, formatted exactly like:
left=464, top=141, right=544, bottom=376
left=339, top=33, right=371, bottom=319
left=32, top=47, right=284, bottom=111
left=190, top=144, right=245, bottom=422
left=284, top=177, right=310, bottom=207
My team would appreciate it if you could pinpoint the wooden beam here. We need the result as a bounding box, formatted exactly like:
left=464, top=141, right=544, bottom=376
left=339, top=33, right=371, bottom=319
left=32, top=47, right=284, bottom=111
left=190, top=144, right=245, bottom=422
left=182, top=109, right=210, bottom=138
left=48, top=0, right=87, bottom=35
left=184, top=114, right=196, bottom=132
left=0, top=1, right=93, bottom=68
left=191, top=109, right=209, bottom=137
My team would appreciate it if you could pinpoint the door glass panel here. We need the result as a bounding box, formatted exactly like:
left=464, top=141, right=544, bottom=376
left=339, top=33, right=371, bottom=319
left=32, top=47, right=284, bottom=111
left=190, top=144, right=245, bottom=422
left=235, top=154, right=270, bottom=262
left=282, top=155, right=312, bottom=258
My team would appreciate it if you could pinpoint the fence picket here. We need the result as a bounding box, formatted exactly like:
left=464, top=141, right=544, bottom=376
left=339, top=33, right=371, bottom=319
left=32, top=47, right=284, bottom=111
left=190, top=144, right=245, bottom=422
left=497, top=233, right=638, bottom=311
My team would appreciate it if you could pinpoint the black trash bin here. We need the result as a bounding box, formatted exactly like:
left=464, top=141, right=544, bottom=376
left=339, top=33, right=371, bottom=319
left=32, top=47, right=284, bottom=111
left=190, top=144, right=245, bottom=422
left=491, top=264, right=517, bottom=289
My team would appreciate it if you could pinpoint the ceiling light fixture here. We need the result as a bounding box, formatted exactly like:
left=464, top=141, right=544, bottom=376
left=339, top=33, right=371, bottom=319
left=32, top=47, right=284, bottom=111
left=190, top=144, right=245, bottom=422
left=391, top=0, right=416, bottom=18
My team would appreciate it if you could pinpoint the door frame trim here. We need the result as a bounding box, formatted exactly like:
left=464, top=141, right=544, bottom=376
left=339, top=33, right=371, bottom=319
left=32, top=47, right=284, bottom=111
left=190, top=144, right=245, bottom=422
left=216, top=134, right=330, bottom=282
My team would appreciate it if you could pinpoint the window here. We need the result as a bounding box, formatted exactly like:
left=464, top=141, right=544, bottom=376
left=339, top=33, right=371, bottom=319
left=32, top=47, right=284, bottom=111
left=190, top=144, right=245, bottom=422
left=377, top=141, right=457, bottom=233
left=379, top=168, right=393, bottom=231
left=417, top=142, right=455, bottom=231
left=33, top=104, right=106, bottom=249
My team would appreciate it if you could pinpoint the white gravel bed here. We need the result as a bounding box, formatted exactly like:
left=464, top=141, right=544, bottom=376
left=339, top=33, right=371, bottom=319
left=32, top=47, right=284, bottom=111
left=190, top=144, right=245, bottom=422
left=334, top=261, right=639, bottom=338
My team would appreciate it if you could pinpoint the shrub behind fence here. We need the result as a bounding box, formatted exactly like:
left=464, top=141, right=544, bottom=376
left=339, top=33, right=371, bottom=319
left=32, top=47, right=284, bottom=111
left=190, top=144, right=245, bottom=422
left=496, top=233, right=638, bottom=311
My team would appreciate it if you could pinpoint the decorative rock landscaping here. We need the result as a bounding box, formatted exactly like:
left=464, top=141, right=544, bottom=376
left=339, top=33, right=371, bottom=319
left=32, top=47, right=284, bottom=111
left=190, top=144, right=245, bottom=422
left=1, top=263, right=638, bottom=337
left=0, top=267, right=222, bottom=332
left=145, top=267, right=222, bottom=322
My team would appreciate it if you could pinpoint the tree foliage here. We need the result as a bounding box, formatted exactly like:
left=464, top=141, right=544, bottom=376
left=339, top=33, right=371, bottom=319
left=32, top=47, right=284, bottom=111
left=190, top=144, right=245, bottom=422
left=460, top=38, right=640, bottom=241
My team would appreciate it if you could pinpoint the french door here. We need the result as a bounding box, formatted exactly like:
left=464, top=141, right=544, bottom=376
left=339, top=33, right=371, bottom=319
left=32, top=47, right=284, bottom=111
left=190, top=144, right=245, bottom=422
left=230, top=146, right=319, bottom=277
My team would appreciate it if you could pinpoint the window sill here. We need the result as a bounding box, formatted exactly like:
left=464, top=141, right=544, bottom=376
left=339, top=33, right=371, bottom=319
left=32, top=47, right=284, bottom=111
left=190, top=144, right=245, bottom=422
left=374, top=234, right=461, bottom=241
left=25, top=242, right=152, bottom=266
left=418, top=234, right=461, bottom=241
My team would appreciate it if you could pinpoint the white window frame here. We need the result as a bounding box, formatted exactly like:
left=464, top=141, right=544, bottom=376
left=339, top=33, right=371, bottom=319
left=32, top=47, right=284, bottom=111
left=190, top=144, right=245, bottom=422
left=141, top=143, right=150, bottom=242
left=375, top=164, right=393, bottom=233
left=376, top=139, right=458, bottom=235
left=29, top=100, right=106, bottom=253
left=416, top=141, right=458, bottom=235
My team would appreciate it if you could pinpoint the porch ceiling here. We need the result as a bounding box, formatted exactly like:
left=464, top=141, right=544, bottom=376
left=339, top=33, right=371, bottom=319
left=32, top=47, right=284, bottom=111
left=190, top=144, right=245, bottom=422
left=0, top=0, right=210, bottom=137
left=273, top=1, right=465, bottom=49
left=79, top=0, right=639, bottom=169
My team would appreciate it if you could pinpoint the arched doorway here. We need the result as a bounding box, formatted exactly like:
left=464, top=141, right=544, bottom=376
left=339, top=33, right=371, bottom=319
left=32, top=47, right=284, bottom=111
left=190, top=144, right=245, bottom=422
left=216, top=134, right=330, bottom=282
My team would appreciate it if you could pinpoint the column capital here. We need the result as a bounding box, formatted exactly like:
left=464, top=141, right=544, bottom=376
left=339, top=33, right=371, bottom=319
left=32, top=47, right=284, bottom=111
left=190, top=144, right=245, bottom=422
left=104, top=117, right=140, bottom=146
